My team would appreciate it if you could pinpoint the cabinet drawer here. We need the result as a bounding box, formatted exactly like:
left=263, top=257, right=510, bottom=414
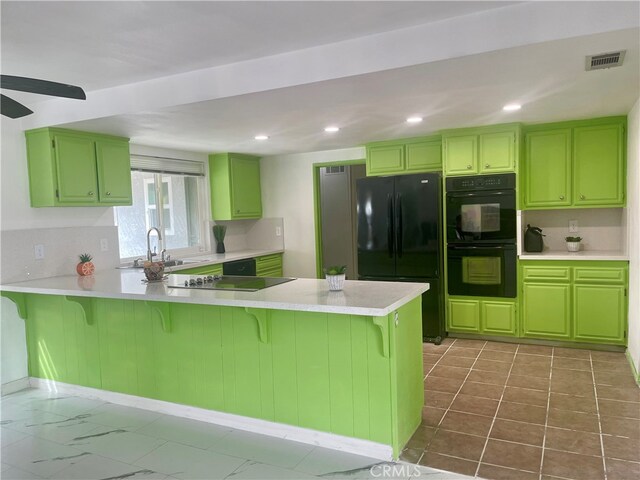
left=257, top=267, right=283, bottom=278
left=177, top=264, right=223, bottom=275
left=522, top=266, right=571, bottom=282
left=574, top=267, right=626, bottom=284
left=255, top=254, right=282, bottom=269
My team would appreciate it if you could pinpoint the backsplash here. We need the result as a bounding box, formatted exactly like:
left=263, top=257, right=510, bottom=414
left=520, top=208, right=625, bottom=253
left=0, top=226, right=120, bottom=283
left=213, top=218, right=284, bottom=252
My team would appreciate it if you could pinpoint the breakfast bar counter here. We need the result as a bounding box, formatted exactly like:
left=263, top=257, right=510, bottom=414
left=0, top=271, right=428, bottom=460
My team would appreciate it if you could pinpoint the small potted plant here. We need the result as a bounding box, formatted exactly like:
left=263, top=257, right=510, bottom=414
left=213, top=224, right=227, bottom=254
left=565, top=236, right=583, bottom=252
left=76, top=253, right=95, bottom=276
left=324, top=265, right=347, bottom=291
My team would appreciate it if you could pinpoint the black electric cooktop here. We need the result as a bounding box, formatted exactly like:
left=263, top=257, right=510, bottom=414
left=167, top=275, right=296, bottom=292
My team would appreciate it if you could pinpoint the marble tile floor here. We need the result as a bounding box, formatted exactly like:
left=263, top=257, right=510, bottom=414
left=1, top=388, right=468, bottom=480
left=401, top=337, right=640, bottom=480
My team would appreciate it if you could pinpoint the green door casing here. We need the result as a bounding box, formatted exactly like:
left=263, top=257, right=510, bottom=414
left=524, top=129, right=572, bottom=208
left=573, top=285, right=626, bottom=343
left=522, top=283, right=571, bottom=339
left=54, top=134, right=99, bottom=204
left=230, top=156, right=262, bottom=218
left=444, top=135, right=478, bottom=175
left=573, top=124, right=624, bottom=206
left=96, top=139, right=133, bottom=204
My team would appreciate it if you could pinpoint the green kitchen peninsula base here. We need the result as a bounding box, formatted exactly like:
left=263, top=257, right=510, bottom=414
left=18, top=293, right=423, bottom=459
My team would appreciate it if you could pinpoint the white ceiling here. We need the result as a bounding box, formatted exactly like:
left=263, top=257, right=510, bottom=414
left=2, top=1, right=639, bottom=156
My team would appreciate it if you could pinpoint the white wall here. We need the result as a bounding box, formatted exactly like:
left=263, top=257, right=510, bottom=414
left=626, top=98, right=640, bottom=378
left=261, top=147, right=365, bottom=278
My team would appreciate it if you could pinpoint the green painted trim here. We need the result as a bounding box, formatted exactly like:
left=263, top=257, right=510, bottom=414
left=25, top=127, right=129, bottom=142
left=64, top=296, right=94, bottom=325
left=364, top=134, right=441, bottom=148
left=440, top=122, right=521, bottom=137
left=145, top=301, right=171, bottom=333
left=372, top=315, right=390, bottom=358
left=245, top=307, right=269, bottom=343
left=625, top=350, right=640, bottom=385
left=522, top=115, right=626, bottom=133
left=312, top=159, right=365, bottom=279
left=1, top=292, right=27, bottom=319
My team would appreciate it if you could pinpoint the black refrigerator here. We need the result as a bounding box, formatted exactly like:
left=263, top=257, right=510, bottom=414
left=356, top=173, right=445, bottom=344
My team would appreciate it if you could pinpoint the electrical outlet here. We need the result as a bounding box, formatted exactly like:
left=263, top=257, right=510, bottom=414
left=34, top=244, right=45, bottom=260
left=100, top=238, right=109, bottom=252
left=275, top=226, right=282, bottom=236
left=569, top=220, right=579, bottom=233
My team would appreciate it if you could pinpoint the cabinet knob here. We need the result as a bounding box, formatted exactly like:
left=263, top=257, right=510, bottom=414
left=88, top=191, right=94, bottom=196
left=485, top=164, right=490, bottom=168
left=580, top=194, right=585, bottom=200
left=559, top=195, right=565, bottom=200
left=106, top=192, right=111, bottom=196
left=466, top=165, right=472, bottom=169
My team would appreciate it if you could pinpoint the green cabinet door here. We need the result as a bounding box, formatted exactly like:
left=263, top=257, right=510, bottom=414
left=447, top=298, right=480, bottom=332
left=406, top=141, right=441, bottom=172
left=96, top=139, right=132, bottom=205
left=522, top=283, right=571, bottom=339
left=573, top=285, right=626, bottom=343
left=573, top=124, right=625, bottom=206
left=524, top=129, right=571, bottom=208
left=54, top=134, right=99, bottom=204
left=444, top=135, right=478, bottom=175
left=230, top=156, right=262, bottom=218
left=367, top=145, right=405, bottom=175
left=479, top=131, right=515, bottom=173
left=482, top=301, right=516, bottom=335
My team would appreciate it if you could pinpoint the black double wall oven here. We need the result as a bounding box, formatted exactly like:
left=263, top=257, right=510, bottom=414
left=446, top=173, right=517, bottom=298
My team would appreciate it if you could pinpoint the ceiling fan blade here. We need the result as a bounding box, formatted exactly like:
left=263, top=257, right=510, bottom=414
left=1, top=75, right=86, bottom=100
left=1, top=94, right=33, bottom=118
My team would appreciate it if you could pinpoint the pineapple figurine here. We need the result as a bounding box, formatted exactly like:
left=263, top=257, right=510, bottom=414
left=76, top=253, right=95, bottom=276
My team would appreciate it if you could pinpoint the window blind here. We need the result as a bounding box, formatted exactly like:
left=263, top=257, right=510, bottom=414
left=130, top=154, right=205, bottom=176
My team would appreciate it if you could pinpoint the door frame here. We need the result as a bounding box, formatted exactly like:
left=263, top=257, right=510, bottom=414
left=313, top=160, right=366, bottom=278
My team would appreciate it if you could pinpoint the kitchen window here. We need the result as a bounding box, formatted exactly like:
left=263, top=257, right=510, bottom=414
left=115, top=155, right=208, bottom=261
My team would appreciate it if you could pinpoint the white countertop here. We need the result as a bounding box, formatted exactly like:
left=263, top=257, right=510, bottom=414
left=0, top=269, right=429, bottom=317
left=149, top=249, right=284, bottom=272
left=519, top=250, right=628, bottom=261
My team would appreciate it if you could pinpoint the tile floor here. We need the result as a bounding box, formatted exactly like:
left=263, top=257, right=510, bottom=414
left=1, top=388, right=466, bottom=480
left=401, top=337, right=640, bottom=480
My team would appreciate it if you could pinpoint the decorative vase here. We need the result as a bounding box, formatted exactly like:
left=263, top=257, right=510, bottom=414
left=566, top=241, right=581, bottom=252
left=326, top=273, right=345, bottom=291
left=216, top=241, right=225, bottom=254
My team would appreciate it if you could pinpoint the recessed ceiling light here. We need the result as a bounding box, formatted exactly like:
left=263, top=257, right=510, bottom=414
left=254, top=135, right=269, bottom=140
left=406, top=117, right=423, bottom=124
left=324, top=126, right=340, bottom=133
left=503, top=104, right=521, bottom=112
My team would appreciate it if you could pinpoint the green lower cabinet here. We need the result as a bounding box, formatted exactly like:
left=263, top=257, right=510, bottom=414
left=573, top=284, right=626, bottom=343
left=255, top=253, right=283, bottom=277
left=173, top=264, right=223, bottom=275
left=519, top=260, right=628, bottom=346
left=521, top=283, right=571, bottom=340
left=447, top=297, right=517, bottom=336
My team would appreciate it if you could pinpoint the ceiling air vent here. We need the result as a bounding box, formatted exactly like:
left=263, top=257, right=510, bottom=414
left=585, top=51, right=626, bottom=71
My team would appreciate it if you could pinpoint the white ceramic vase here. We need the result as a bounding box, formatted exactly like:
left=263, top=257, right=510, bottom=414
left=566, top=241, right=581, bottom=252
left=326, top=273, right=346, bottom=291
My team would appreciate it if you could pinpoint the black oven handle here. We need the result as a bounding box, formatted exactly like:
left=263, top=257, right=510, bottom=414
left=448, top=245, right=508, bottom=250
left=387, top=194, right=394, bottom=259
left=446, top=191, right=509, bottom=198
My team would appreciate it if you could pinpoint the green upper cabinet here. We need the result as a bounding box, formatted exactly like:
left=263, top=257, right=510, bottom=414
left=365, top=136, right=441, bottom=176
left=209, top=153, right=262, bottom=220
left=523, top=129, right=572, bottom=208
left=442, top=124, right=519, bottom=176
left=25, top=128, right=132, bottom=207
left=522, top=117, right=626, bottom=210
left=573, top=123, right=625, bottom=206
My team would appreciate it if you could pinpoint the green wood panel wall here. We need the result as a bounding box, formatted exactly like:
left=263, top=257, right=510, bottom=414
left=22, top=294, right=423, bottom=455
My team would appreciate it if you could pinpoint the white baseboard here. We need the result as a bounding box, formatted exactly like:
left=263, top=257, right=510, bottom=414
left=1, top=377, right=30, bottom=396
left=29, top=377, right=393, bottom=461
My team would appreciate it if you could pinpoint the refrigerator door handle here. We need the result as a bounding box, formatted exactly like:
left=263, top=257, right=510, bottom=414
left=387, top=194, right=394, bottom=258
left=396, top=193, right=403, bottom=258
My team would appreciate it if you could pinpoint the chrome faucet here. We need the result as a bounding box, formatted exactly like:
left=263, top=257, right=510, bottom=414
left=146, top=227, right=163, bottom=261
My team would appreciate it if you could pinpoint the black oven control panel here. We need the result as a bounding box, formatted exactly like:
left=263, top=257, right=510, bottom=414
left=446, top=173, right=516, bottom=192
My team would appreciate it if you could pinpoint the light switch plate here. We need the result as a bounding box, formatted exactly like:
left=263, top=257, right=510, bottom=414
left=100, top=238, right=109, bottom=252
left=34, top=244, right=45, bottom=260
left=569, top=220, right=579, bottom=233
left=275, top=226, right=282, bottom=236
